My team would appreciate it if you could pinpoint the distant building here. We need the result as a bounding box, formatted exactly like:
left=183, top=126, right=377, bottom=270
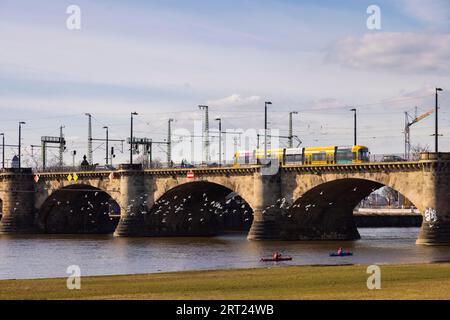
left=11, top=155, right=19, bottom=168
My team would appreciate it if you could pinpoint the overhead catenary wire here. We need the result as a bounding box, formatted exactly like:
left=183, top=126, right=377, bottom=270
left=1, top=92, right=447, bottom=165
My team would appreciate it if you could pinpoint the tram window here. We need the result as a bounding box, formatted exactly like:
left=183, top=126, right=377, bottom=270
left=285, top=154, right=303, bottom=163
left=359, top=150, right=369, bottom=161
left=336, top=150, right=353, bottom=161
left=312, top=153, right=326, bottom=161
left=238, top=156, right=247, bottom=164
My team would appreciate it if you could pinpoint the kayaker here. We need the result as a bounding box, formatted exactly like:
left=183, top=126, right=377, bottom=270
left=273, top=251, right=281, bottom=260
left=337, top=247, right=343, bottom=255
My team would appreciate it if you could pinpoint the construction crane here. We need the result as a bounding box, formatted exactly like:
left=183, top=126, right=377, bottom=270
left=404, top=108, right=434, bottom=160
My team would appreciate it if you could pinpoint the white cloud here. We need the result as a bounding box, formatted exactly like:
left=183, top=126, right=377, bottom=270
left=306, top=98, right=347, bottom=111
left=399, top=0, right=450, bottom=26
left=327, top=32, right=450, bottom=74
left=207, top=94, right=261, bottom=108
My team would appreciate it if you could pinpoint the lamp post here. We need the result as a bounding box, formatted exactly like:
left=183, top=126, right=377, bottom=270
left=130, top=112, right=138, bottom=165
left=215, top=118, right=222, bottom=165
left=85, top=113, right=93, bottom=165
left=288, top=111, right=298, bottom=148
left=71, top=150, right=77, bottom=168
left=167, top=118, right=174, bottom=166
left=18, top=121, right=26, bottom=169
left=435, top=88, right=443, bottom=153
left=350, top=108, right=357, bottom=146
left=103, top=126, right=109, bottom=166
left=264, top=101, right=272, bottom=158
left=111, top=147, right=115, bottom=167
left=0, top=133, right=4, bottom=169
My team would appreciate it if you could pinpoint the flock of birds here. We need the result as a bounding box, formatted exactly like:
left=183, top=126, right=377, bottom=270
left=149, top=192, right=253, bottom=227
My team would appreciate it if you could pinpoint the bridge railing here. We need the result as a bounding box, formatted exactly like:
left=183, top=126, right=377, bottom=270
left=30, top=161, right=242, bottom=173
left=12, top=153, right=433, bottom=174
left=33, top=165, right=116, bottom=173
left=369, top=153, right=409, bottom=162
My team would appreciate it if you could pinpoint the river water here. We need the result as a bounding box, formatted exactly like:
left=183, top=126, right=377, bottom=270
left=1, top=228, right=450, bottom=280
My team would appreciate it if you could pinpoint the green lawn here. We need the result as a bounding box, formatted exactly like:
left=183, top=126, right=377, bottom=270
left=1, top=263, right=450, bottom=300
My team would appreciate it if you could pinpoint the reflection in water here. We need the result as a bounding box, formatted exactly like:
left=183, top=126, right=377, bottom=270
left=1, top=228, right=450, bottom=280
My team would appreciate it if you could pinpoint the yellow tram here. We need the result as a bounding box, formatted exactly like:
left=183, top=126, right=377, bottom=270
left=234, top=145, right=370, bottom=166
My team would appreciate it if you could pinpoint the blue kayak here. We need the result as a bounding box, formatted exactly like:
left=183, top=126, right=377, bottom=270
left=329, top=252, right=353, bottom=257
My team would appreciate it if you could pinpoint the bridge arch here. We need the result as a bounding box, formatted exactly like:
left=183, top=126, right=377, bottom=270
left=146, top=181, right=254, bottom=236
left=37, top=184, right=120, bottom=234
left=285, top=177, right=419, bottom=240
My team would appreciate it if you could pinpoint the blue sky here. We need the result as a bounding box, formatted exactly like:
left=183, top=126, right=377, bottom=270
left=0, top=0, right=449, bottom=166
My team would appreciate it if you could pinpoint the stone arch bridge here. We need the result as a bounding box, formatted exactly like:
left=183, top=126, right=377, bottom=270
left=1, top=153, right=450, bottom=245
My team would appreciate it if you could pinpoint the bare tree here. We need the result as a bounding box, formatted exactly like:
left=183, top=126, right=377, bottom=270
left=381, top=187, right=399, bottom=207
left=411, top=143, right=430, bottom=161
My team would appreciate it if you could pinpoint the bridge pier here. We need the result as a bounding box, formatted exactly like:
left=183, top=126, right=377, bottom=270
left=113, top=164, right=148, bottom=237
left=417, top=221, right=450, bottom=245
left=416, top=157, right=450, bottom=245
left=247, top=172, right=282, bottom=240
left=0, top=169, right=35, bottom=234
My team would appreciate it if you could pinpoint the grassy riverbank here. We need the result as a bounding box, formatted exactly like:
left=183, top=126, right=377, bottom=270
left=1, top=263, right=450, bottom=299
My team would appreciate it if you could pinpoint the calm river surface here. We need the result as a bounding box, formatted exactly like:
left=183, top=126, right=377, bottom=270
left=1, top=228, right=450, bottom=280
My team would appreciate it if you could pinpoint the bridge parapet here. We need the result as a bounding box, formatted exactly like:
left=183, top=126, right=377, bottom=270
left=144, top=165, right=259, bottom=177
left=420, top=152, right=450, bottom=161
left=118, top=164, right=142, bottom=171
left=282, top=161, right=427, bottom=173
left=0, top=168, right=33, bottom=174
left=0, top=168, right=33, bottom=181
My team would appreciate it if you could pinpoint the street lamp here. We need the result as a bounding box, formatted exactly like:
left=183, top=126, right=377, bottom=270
left=18, top=121, right=26, bottom=169
left=350, top=108, right=357, bottom=146
left=289, top=111, right=298, bottom=148
left=167, top=118, right=174, bottom=167
left=435, top=88, right=443, bottom=153
left=264, top=101, right=272, bottom=158
left=130, top=112, right=138, bottom=165
left=0, top=133, right=4, bottom=169
left=85, top=113, right=93, bottom=165
left=215, top=118, right=222, bottom=166
left=71, top=150, right=77, bottom=168
left=103, top=126, right=109, bottom=166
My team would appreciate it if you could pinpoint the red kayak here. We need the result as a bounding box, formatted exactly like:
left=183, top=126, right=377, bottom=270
left=261, top=256, right=293, bottom=262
